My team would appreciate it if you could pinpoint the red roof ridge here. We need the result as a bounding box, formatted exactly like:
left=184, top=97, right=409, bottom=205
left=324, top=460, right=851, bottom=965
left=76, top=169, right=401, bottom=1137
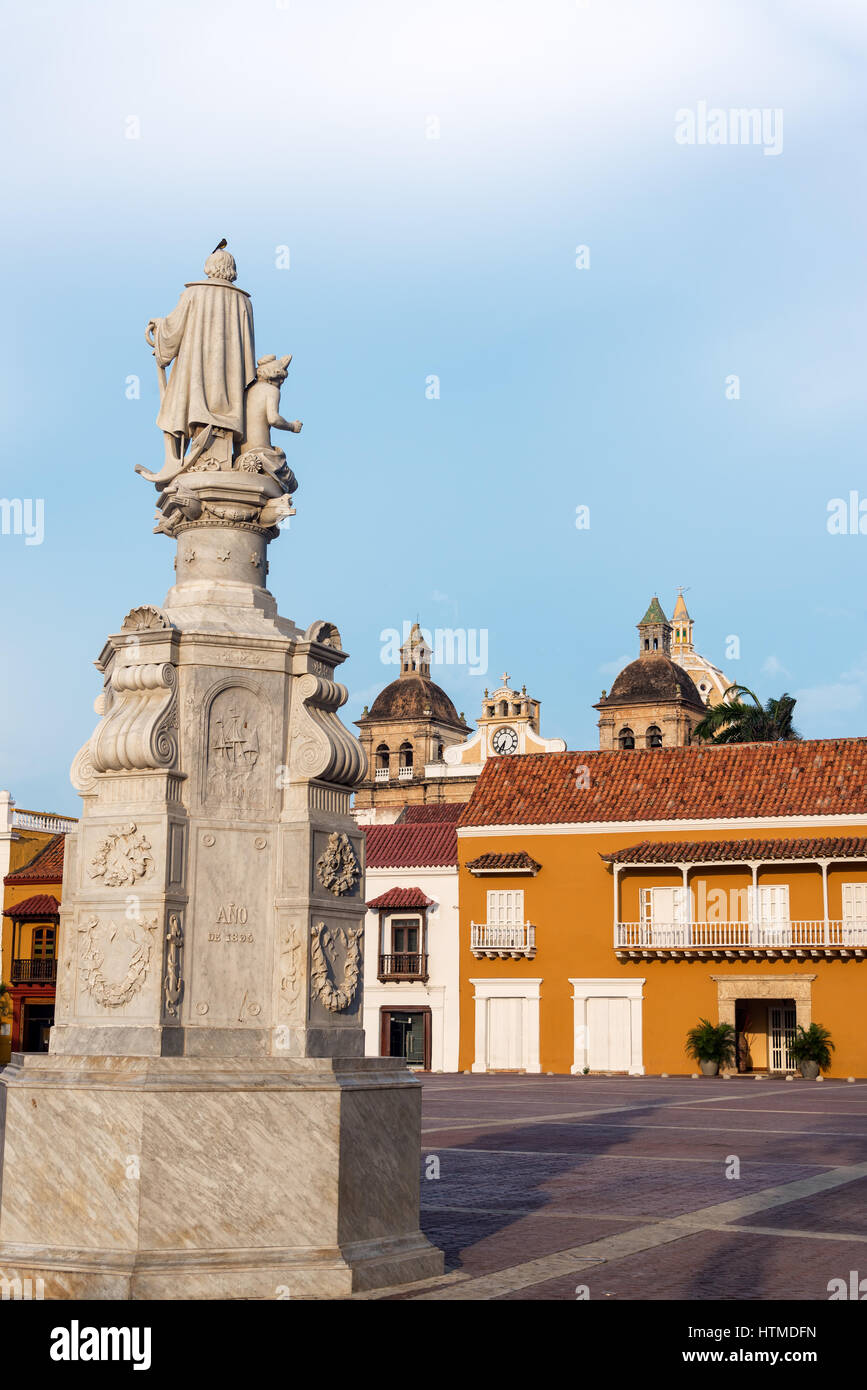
left=366, top=886, right=435, bottom=910
left=460, top=739, right=867, bottom=830
left=4, top=833, right=66, bottom=885
left=3, top=892, right=60, bottom=918
left=364, top=820, right=457, bottom=869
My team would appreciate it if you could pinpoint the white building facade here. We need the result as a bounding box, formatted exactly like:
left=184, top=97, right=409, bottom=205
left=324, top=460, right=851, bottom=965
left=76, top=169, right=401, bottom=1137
left=361, top=811, right=460, bottom=1072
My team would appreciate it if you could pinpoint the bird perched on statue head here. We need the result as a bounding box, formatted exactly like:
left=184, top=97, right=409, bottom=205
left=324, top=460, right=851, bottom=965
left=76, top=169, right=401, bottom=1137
left=211, top=238, right=228, bottom=254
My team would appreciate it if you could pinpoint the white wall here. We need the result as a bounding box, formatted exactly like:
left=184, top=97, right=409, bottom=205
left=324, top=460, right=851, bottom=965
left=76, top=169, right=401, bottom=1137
left=362, top=863, right=460, bottom=1072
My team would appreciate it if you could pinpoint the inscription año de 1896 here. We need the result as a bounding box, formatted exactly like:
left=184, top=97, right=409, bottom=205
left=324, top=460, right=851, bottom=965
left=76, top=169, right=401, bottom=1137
left=209, top=903, right=254, bottom=943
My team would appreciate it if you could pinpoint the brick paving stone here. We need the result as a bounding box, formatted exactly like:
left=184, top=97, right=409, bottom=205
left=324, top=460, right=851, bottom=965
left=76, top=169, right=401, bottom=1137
left=395, top=1074, right=867, bottom=1302
left=493, top=1231, right=858, bottom=1301
left=729, top=1176, right=867, bottom=1236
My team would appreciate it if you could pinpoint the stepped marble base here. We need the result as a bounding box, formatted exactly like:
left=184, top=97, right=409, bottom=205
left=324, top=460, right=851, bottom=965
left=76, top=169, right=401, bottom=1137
left=0, top=1053, right=442, bottom=1299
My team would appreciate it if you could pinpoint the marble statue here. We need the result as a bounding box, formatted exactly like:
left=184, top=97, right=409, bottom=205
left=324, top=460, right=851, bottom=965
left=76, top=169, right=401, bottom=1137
left=241, top=354, right=302, bottom=451
left=145, top=248, right=256, bottom=474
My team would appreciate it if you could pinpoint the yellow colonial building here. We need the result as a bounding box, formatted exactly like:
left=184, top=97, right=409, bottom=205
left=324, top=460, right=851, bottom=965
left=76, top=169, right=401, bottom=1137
left=457, top=739, right=867, bottom=1077
left=0, top=794, right=75, bottom=1062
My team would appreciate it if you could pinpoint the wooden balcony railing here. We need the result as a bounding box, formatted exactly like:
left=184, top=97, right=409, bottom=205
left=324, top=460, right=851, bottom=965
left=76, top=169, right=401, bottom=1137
left=615, top=920, right=867, bottom=956
left=378, top=953, right=428, bottom=981
left=11, top=958, right=57, bottom=983
left=471, top=922, right=536, bottom=959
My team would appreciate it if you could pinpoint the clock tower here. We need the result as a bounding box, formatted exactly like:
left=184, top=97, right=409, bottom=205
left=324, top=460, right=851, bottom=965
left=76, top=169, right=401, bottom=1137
left=432, top=673, right=566, bottom=778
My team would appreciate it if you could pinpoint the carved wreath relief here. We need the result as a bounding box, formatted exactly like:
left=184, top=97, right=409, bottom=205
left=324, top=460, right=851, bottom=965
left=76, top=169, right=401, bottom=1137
left=88, top=823, right=154, bottom=887
left=310, top=922, right=362, bottom=1012
left=316, top=832, right=360, bottom=896
left=77, top=913, right=158, bottom=1008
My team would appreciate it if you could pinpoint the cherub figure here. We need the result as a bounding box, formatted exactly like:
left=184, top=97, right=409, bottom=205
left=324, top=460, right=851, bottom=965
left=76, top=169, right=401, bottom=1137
left=241, top=355, right=302, bottom=452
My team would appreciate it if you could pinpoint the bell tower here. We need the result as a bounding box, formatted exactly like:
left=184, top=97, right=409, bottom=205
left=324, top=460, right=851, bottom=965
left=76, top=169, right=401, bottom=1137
left=400, top=621, right=431, bottom=678
left=671, top=590, right=694, bottom=658
left=637, top=595, right=672, bottom=657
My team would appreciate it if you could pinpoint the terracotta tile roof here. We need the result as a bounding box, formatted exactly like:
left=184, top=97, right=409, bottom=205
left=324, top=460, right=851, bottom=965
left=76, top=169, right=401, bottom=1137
left=458, top=740, right=867, bottom=829
left=402, top=804, right=465, bottom=823
left=365, top=821, right=457, bottom=868
left=366, top=887, right=435, bottom=910
left=4, top=834, right=66, bottom=885
left=3, top=893, right=60, bottom=919
left=601, top=836, right=867, bottom=865
left=466, top=851, right=542, bottom=874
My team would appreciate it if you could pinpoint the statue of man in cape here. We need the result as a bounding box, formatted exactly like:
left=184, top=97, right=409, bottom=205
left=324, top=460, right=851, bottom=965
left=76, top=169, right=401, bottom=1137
left=143, top=247, right=256, bottom=478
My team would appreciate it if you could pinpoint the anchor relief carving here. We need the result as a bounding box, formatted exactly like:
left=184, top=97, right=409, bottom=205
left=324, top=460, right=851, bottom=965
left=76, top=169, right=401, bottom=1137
left=164, top=913, right=184, bottom=1018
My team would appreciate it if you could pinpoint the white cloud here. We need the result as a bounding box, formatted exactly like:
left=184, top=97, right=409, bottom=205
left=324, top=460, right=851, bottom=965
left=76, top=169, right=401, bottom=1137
left=790, top=645, right=867, bottom=732
left=761, top=655, right=790, bottom=679
left=599, top=653, right=632, bottom=679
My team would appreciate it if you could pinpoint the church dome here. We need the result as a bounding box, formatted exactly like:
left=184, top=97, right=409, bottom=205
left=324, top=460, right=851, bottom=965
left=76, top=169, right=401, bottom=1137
left=367, top=675, right=466, bottom=727
left=603, top=653, right=705, bottom=709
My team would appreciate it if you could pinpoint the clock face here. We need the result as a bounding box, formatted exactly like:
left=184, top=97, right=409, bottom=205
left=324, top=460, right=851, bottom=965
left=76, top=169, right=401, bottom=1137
left=492, top=725, right=519, bottom=755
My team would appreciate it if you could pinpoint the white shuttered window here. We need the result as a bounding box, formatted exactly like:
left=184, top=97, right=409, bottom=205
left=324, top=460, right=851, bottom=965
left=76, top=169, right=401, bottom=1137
left=487, top=890, right=525, bottom=926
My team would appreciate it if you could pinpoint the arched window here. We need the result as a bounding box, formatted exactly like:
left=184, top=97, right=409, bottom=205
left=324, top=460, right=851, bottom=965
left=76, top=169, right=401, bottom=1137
left=399, top=741, right=413, bottom=769
left=644, top=639, right=650, bottom=651
left=646, top=725, right=663, bottom=748
left=618, top=727, right=635, bottom=750
left=375, top=743, right=390, bottom=770
left=652, top=637, right=658, bottom=650
left=437, top=743, right=444, bottom=761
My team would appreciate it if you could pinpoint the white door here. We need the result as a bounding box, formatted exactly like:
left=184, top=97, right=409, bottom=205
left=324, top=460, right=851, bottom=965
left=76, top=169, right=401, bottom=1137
left=587, top=996, right=631, bottom=1072
left=487, top=997, right=523, bottom=1070
left=842, top=883, right=867, bottom=945
left=769, top=1005, right=796, bottom=1071
left=757, top=885, right=791, bottom=945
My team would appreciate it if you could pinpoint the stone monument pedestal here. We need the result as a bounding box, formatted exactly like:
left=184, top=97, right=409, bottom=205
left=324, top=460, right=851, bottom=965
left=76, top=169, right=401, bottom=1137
left=0, top=1054, right=438, bottom=1299
left=0, top=248, right=443, bottom=1299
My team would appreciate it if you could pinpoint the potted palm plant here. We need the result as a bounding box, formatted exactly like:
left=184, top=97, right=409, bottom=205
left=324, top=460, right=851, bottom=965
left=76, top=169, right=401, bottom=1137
left=789, top=1023, right=834, bottom=1080
left=685, top=1018, right=736, bottom=1076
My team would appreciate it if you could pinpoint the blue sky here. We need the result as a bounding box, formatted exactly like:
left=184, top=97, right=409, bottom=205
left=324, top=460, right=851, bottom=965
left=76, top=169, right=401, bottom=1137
left=2, top=0, right=866, bottom=812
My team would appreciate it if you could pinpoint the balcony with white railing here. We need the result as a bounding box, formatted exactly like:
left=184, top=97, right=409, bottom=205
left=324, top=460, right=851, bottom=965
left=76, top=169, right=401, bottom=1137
left=615, top=919, right=867, bottom=958
left=471, top=921, right=536, bottom=959
left=398, top=765, right=413, bottom=781
left=12, top=809, right=77, bottom=834
left=374, top=767, right=390, bottom=782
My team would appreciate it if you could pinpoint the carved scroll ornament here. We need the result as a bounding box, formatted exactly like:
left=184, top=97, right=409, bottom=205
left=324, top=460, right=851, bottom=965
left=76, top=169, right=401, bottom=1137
left=288, top=675, right=365, bottom=786
left=87, top=659, right=179, bottom=774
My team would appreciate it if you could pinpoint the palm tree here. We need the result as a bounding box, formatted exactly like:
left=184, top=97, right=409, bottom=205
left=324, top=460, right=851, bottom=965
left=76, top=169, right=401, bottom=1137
left=693, top=685, right=801, bottom=745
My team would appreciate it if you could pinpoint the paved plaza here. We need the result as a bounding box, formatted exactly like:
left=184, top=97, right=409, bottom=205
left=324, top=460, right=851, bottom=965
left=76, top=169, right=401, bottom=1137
left=367, top=1073, right=867, bottom=1301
